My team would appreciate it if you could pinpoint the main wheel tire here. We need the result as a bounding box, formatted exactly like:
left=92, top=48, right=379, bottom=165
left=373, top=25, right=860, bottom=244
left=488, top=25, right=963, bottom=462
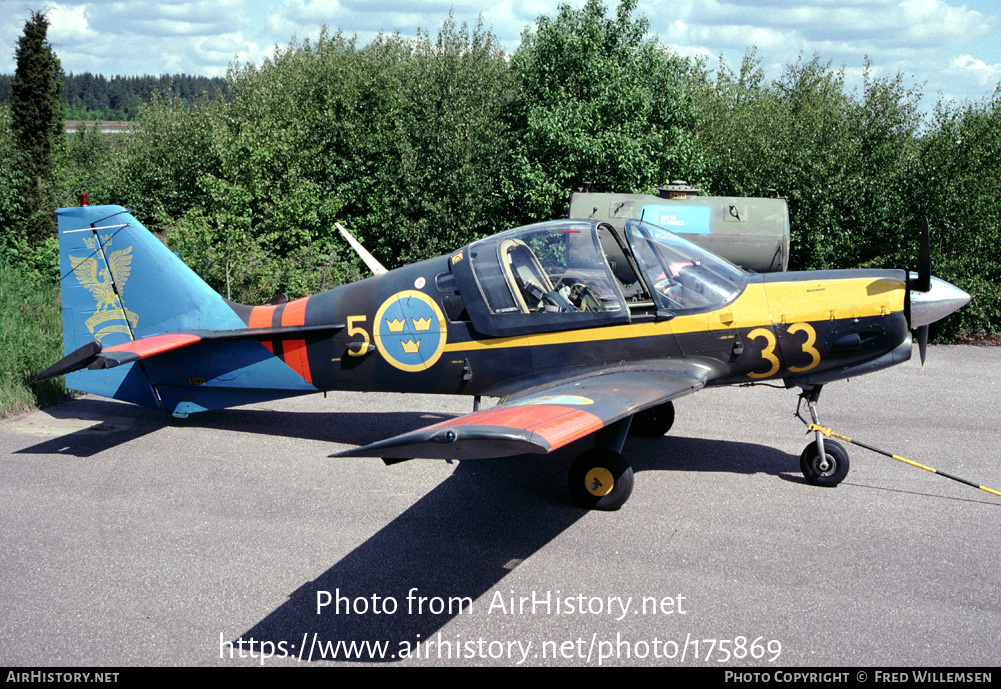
left=800, top=439, right=850, bottom=486
left=630, top=401, right=675, bottom=437
left=568, top=448, right=634, bottom=510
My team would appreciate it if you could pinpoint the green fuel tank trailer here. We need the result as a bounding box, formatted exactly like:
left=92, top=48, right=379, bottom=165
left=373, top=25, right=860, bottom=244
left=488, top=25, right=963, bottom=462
left=568, top=181, right=790, bottom=273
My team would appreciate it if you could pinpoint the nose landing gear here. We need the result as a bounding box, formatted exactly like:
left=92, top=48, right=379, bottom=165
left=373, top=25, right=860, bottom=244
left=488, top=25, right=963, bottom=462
left=800, top=437, right=850, bottom=486
left=796, top=385, right=850, bottom=487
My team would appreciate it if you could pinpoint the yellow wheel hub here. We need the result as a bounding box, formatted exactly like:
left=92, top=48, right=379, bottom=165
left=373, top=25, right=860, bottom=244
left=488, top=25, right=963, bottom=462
left=585, top=467, right=614, bottom=496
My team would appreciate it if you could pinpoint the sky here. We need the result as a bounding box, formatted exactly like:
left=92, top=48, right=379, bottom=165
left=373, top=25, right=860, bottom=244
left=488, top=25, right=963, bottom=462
left=1, top=0, right=998, bottom=111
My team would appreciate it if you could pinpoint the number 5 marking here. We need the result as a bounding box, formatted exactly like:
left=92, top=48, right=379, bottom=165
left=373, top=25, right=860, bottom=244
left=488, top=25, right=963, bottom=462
left=787, top=322, right=821, bottom=372
left=346, top=315, right=369, bottom=357
left=747, top=327, right=780, bottom=379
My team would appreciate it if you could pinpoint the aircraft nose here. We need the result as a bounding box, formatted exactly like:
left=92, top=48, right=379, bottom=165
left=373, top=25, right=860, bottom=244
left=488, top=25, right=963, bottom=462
left=909, top=276, right=971, bottom=327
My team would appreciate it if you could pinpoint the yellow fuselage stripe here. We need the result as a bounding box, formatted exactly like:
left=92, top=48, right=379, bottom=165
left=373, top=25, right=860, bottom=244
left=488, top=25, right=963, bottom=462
left=443, top=277, right=905, bottom=353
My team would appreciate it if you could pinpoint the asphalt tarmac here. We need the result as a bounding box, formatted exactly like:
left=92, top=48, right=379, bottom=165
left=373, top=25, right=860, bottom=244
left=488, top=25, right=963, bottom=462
left=1, top=345, right=998, bottom=667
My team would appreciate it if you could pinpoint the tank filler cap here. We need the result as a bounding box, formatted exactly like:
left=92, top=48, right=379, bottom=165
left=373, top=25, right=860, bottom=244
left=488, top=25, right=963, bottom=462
left=657, top=181, right=702, bottom=199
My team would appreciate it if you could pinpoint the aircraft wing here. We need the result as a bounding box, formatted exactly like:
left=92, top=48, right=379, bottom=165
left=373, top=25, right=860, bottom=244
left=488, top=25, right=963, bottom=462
left=333, top=362, right=714, bottom=461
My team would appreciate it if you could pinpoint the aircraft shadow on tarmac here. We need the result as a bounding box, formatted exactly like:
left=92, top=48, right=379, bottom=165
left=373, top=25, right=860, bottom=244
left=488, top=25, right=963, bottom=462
left=14, top=397, right=456, bottom=458
left=17, top=400, right=804, bottom=663
left=16, top=398, right=799, bottom=479
left=229, top=433, right=799, bottom=663
left=236, top=450, right=586, bottom=663
left=239, top=437, right=997, bottom=664
left=13, top=398, right=170, bottom=458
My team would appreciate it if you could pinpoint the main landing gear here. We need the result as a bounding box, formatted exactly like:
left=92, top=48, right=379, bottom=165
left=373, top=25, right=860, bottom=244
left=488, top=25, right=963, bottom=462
left=566, top=387, right=855, bottom=508
left=797, top=386, right=850, bottom=486
left=567, top=402, right=676, bottom=511
left=630, top=401, right=675, bottom=437
left=568, top=448, right=634, bottom=511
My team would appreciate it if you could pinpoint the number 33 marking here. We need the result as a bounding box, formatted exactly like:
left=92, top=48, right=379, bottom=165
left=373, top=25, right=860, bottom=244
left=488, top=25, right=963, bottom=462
left=746, top=322, right=821, bottom=379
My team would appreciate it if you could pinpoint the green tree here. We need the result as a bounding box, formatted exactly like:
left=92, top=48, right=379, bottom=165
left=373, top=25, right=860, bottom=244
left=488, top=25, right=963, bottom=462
left=693, top=52, right=923, bottom=271
left=366, top=17, right=516, bottom=262
left=8, top=10, right=64, bottom=247
left=909, top=88, right=1001, bottom=338
left=506, top=0, right=704, bottom=221
left=0, top=106, right=30, bottom=255
left=110, top=93, right=218, bottom=225
left=158, top=19, right=514, bottom=294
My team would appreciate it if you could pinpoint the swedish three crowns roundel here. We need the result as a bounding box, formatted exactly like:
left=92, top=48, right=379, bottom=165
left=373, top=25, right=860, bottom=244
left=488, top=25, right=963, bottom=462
left=373, top=290, right=448, bottom=372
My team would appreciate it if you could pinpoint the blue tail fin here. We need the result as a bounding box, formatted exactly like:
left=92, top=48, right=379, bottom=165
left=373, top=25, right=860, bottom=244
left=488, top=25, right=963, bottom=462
left=57, top=205, right=248, bottom=408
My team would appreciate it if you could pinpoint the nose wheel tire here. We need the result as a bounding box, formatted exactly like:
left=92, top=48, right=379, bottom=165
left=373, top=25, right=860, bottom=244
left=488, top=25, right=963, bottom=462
left=800, top=439, right=850, bottom=486
left=630, top=401, right=675, bottom=437
left=568, top=448, right=634, bottom=510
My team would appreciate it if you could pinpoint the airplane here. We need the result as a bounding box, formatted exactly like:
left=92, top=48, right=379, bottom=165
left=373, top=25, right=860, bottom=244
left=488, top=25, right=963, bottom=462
left=33, top=202, right=970, bottom=510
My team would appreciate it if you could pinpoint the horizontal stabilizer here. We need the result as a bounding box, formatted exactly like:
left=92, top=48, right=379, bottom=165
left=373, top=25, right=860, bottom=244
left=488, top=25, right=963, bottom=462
left=33, top=324, right=344, bottom=382
left=30, top=341, right=102, bottom=384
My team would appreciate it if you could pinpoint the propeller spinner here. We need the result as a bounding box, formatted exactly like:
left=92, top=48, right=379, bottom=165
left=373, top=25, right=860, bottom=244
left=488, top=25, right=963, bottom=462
left=907, top=218, right=970, bottom=365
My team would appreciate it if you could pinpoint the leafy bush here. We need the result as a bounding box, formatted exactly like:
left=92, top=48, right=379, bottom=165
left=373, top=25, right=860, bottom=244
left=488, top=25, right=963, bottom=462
left=911, top=88, right=1001, bottom=339
left=693, top=53, right=925, bottom=271
left=0, top=259, right=68, bottom=416
left=506, top=0, right=704, bottom=221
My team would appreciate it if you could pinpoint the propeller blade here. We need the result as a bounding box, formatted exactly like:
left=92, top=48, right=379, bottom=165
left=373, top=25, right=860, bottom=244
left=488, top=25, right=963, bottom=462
left=914, top=217, right=931, bottom=293
left=910, top=219, right=932, bottom=368
left=904, top=272, right=911, bottom=327
left=917, top=325, right=929, bottom=368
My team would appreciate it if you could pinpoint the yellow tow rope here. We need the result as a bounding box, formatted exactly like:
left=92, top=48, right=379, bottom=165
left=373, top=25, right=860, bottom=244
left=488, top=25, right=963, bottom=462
left=808, top=424, right=1001, bottom=498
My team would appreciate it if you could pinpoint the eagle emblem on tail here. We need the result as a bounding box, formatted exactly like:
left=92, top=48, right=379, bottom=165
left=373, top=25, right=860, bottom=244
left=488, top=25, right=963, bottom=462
left=69, top=236, right=139, bottom=342
left=70, top=246, right=132, bottom=310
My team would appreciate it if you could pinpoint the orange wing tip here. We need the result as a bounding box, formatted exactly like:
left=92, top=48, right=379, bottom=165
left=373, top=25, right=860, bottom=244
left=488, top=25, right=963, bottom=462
left=430, top=404, right=603, bottom=451
left=333, top=405, right=605, bottom=461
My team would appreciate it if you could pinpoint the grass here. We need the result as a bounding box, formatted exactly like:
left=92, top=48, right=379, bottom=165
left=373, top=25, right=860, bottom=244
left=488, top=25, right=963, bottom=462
left=0, top=259, right=70, bottom=418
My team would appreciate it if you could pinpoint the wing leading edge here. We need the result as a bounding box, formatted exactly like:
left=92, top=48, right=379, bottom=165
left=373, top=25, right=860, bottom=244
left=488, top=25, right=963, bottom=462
left=334, top=364, right=713, bottom=461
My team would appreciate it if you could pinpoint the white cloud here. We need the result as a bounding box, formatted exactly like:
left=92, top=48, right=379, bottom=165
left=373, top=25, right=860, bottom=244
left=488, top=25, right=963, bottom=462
left=8, top=1, right=273, bottom=76
left=267, top=0, right=545, bottom=55
left=686, top=24, right=791, bottom=52
left=1, top=0, right=996, bottom=108
left=85, top=0, right=250, bottom=36
left=949, top=54, right=1001, bottom=87
left=47, top=4, right=101, bottom=45
left=646, top=0, right=995, bottom=50
left=478, top=0, right=554, bottom=50
left=642, top=0, right=999, bottom=112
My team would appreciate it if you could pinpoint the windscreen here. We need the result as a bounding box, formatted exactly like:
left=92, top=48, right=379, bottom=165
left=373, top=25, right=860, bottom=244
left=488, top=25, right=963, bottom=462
left=625, top=219, right=746, bottom=313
